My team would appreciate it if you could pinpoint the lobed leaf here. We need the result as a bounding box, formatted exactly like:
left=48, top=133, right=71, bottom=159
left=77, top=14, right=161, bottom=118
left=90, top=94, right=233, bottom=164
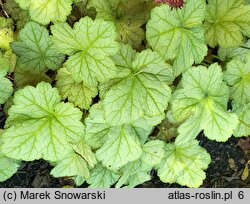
left=172, top=63, right=238, bottom=143
left=146, top=0, right=207, bottom=76
left=11, top=21, right=64, bottom=73
left=204, top=0, right=250, bottom=47
left=1, top=82, right=85, bottom=162
left=157, top=140, right=211, bottom=188
left=51, top=17, right=119, bottom=87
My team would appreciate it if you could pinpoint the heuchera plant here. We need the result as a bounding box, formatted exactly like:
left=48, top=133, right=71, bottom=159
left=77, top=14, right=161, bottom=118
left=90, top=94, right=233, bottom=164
left=0, top=0, right=250, bottom=188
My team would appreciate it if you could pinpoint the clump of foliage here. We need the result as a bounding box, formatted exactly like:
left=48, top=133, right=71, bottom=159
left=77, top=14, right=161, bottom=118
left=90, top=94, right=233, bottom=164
left=0, top=0, right=250, bottom=188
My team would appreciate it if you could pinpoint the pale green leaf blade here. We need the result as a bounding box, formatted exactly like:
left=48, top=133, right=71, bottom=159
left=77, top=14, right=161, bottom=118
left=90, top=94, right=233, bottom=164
left=204, top=0, right=250, bottom=47
left=72, top=141, right=97, bottom=168
left=50, top=152, right=90, bottom=179
left=85, top=103, right=164, bottom=148
left=202, top=106, right=239, bottom=141
left=11, top=21, right=64, bottom=73
left=0, top=153, right=20, bottom=182
left=141, top=140, right=165, bottom=167
left=103, top=45, right=173, bottom=125
left=87, top=164, right=120, bottom=188
left=116, top=140, right=166, bottom=188
left=224, top=55, right=250, bottom=107
left=49, top=141, right=96, bottom=179
left=218, top=40, right=250, bottom=61
left=0, top=74, right=13, bottom=105
left=84, top=103, right=111, bottom=149
left=51, top=17, right=119, bottom=86
left=157, top=140, right=211, bottom=188
left=56, top=68, right=98, bottom=110
left=146, top=0, right=207, bottom=76
left=1, top=82, right=84, bottom=161
left=234, top=103, right=250, bottom=137
left=172, top=63, right=239, bottom=142
left=96, top=125, right=143, bottom=170
left=115, top=160, right=151, bottom=188
left=15, top=0, right=73, bottom=25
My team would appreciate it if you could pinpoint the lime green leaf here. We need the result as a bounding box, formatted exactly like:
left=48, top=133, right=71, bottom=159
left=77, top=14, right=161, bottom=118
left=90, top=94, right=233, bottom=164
left=74, top=176, right=85, bottom=186
left=14, top=0, right=73, bottom=25
left=172, top=63, right=238, bottom=143
left=11, top=21, right=64, bottom=73
left=0, top=17, right=13, bottom=29
left=96, top=125, right=143, bottom=170
left=56, top=68, right=98, bottom=110
left=115, top=140, right=165, bottom=188
left=0, top=28, right=14, bottom=50
left=0, top=130, right=20, bottom=182
left=146, top=0, right=207, bottom=76
left=103, top=44, right=173, bottom=125
left=87, top=164, right=120, bottom=188
left=51, top=141, right=97, bottom=179
left=1, top=50, right=17, bottom=73
left=1, top=82, right=84, bottom=162
left=141, top=140, right=165, bottom=167
left=72, top=141, right=97, bottom=169
left=224, top=54, right=250, bottom=107
left=204, top=0, right=250, bottom=47
left=51, top=17, right=119, bottom=86
left=50, top=152, right=90, bottom=179
left=85, top=103, right=164, bottom=149
left=115, top=160, right=150, bottom=188
left=234, top=103, right=250, bottom=137
left=157, top=140, right=211, bottom=188
left=218, top=40, right=250, bottom=61
left=85, top=103, right=164, bottom=170
left=0, top=70, right=13, bottom=105
left=0, top=153, right=20, bottom=182
left=0, top=52, right=11, bottom=73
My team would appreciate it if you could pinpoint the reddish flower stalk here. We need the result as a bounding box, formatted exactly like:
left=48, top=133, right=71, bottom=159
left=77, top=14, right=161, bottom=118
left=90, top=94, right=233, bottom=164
left=154, top=0, right=185, bottom=9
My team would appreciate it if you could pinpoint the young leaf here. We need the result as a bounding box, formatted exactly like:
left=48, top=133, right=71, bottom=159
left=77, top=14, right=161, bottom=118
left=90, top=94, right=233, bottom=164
left=224, top=53, right=250, bottom=107
left=50, top=141, right=97, bottom=179
left=11, top=21, right=64, bottom=73
left=87, top=164, right=120, bottom=188
left=204, top=0, right=250, bottom=47
left=1, top=82, right=84, bottom=162
left=51, top=17, right=119, bottom=86
left=234, top=103, right=250, bottom=137
left=102, top=44, right=173, bottom=125
left=146, top=0, right=207, bottom=76
left=0, top=70, right=13, bottom=105
left=56, top=68, right=98, bottom=110
left=157, top=140, right=211, bottom=188
left=172, top=63, right=238, bottom=143
left=14, top=0, right=74, bottom=25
